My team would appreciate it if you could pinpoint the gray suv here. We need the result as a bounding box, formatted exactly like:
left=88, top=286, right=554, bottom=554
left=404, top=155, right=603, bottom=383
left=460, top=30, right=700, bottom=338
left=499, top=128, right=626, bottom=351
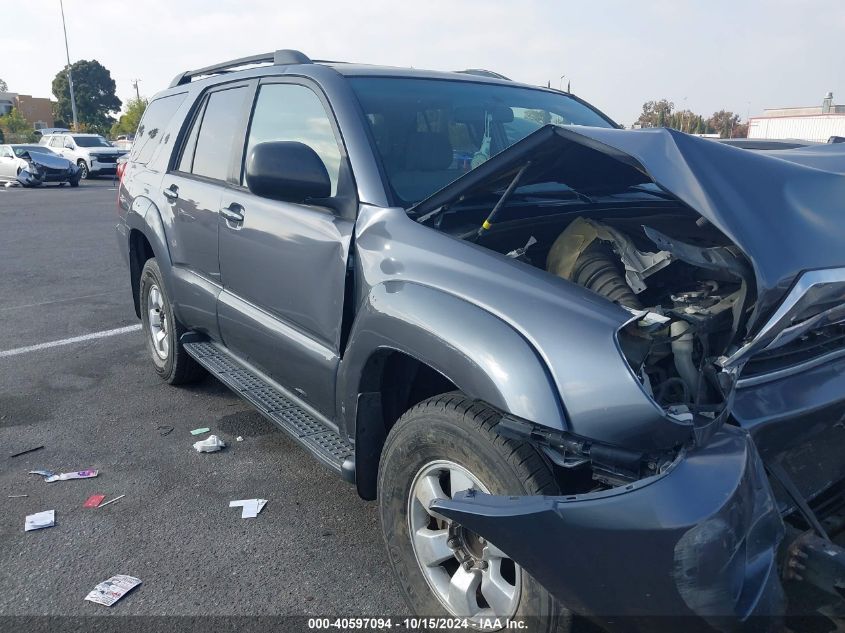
left=117, top=50, right=845, bottom=631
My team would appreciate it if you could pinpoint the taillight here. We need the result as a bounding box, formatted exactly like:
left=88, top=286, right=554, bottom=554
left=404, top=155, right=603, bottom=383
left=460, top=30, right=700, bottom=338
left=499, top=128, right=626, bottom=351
left=116, top=161, right=127, bottom=212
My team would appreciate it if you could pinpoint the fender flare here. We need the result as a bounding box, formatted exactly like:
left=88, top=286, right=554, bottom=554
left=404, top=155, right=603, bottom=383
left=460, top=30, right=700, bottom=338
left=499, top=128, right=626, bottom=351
left=124, top=196, right=179, bottom=318
left=338, top=280, right=567, bottom=438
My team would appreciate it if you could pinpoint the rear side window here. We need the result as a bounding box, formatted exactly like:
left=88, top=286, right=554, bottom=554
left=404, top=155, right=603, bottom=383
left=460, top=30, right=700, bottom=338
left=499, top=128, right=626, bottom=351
left=130, top=92, right=187, bottom=166
left=49, top=136, right=63, bottom=148
left=183, top=87, right=248, bottom=181
left=242, top=83, right=342, bottom=195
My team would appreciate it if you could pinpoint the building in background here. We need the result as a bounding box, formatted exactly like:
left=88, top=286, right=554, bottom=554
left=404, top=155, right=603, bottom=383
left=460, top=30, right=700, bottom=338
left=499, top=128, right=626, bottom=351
left=0, top=92, right=56, bottom=129
left=748, top=92, right=845, bottom=142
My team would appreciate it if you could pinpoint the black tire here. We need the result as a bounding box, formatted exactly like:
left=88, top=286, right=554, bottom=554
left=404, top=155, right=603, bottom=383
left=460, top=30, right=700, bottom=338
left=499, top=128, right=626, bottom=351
left=139, top=258, right=205, bottom=385
left=76, top=160, right=89, bottom=179
left=379, top=394, right=569, bottom=632
left=69, top=177, right=80, bottom=188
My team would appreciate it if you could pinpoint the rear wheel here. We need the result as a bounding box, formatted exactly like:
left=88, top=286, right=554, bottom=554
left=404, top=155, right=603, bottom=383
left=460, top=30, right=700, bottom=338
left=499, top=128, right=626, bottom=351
left=76, top=160, right=89, bottom=179
left=379, top=394, right=569, bottom=631
left=139, top=258, right=204, bottom=385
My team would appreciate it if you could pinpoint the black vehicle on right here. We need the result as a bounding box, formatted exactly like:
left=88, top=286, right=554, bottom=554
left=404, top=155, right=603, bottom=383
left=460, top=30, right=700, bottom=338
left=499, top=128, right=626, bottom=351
left=116, top=50, right=845, bottom=632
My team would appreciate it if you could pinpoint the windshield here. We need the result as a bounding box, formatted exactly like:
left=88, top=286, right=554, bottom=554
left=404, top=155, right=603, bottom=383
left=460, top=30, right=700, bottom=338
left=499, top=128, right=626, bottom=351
left=73, top=136, right=113, bottom=148
left=349, top=77, right=615, bottom=206
left=13, top=146, right=55, bottom=157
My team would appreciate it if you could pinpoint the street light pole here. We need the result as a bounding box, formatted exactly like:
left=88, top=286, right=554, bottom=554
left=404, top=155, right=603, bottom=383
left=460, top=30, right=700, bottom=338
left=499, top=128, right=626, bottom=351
left=59, top=0, right=78, bottom=130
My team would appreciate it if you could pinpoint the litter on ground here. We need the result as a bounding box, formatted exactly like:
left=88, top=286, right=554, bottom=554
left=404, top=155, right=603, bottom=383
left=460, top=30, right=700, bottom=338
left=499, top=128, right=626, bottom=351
left=8, top=494, right=28, bottom=498
left=10, top=445, right=45, bottom=458
left=30, top=469, right=98, bottom=483
left=98, top=494, right=125, bottom=507
left=193, top=435, right=225, bottom=453
left=190, top=427, right=210, bottom=435
left=83, top=494, right=106, bottom=508
left=229, top=498, right=268, bottom=518
left=25, top=510, right=55, bottom=532
left=84, top=575, right=142, bottom=606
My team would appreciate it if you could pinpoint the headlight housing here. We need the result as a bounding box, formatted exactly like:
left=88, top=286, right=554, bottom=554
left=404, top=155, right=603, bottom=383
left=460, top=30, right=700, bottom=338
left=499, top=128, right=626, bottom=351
left=720, top=268, right=845, bottom=368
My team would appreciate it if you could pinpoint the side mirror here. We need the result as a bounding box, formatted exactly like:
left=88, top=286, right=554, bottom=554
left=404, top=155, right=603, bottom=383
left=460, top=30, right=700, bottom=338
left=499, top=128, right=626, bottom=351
left=245, top=141, right=331, bottom=204
left=64, top=141, right=75, bottom=149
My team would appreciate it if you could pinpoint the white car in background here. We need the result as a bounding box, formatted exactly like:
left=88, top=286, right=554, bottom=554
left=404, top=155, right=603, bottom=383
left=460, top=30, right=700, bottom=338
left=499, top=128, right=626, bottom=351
left=113, top=135, right=134, bottom=151
left=39, top=133, right=127, bottom=179
left=0, top=144, right=81, bottom=187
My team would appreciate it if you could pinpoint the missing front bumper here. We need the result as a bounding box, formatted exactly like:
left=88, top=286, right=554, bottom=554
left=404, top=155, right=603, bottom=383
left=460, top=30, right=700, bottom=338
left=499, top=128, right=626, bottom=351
left=431, top=426, right=785, bottom=632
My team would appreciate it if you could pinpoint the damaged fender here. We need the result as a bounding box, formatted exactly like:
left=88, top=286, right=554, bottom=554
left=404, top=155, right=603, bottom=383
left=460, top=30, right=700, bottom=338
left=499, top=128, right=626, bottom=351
left=338, top=279, right=565, bottom=435
left=431, top=426, right=785, bottom=631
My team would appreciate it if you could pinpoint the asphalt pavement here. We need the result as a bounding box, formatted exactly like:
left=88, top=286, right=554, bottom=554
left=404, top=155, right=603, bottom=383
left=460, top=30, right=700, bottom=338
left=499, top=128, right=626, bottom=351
left=0, top=179, right=407, bottom=621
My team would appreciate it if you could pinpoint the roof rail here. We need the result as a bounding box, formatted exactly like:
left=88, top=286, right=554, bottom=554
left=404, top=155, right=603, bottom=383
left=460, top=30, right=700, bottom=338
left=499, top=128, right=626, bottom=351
left=169, top=49, right=312, bottom=88
left=454, top=69, right=511, bottom=81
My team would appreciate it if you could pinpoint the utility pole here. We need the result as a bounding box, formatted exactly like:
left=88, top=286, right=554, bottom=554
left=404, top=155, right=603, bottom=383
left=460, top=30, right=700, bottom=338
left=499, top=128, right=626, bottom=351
left=59, top=0, right=78, bottom=130
left=131, top=79, right=141, bottom=102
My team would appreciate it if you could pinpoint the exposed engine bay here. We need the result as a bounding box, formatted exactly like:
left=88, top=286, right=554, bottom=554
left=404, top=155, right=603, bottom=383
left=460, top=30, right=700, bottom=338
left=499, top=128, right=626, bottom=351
left=465, top=204, right=756, bottom=437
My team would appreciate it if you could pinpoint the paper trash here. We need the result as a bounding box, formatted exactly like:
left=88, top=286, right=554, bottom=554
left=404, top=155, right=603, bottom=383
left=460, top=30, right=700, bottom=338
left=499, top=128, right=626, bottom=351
left=84, top=575, right=142, bottom=607
left=46, top=469, right=98, bottom=482
left=30, top=469, right=98, bottom=483
left=193, top=435, right=225, bottom=453
left=25, top=510, right=56, bottom=532
left=229, top=499, right=267, bottom=518
left=190, top=427, right=210, bottom=436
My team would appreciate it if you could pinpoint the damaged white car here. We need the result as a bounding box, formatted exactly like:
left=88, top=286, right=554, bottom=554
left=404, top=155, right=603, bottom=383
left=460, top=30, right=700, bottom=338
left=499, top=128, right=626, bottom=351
left=0, top=144, right=81, bottom=188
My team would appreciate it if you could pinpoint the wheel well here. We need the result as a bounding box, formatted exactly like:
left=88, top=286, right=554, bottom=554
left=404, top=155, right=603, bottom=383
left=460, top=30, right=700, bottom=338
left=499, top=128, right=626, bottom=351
left=355, top=350, right=458, bottom=500
left=129, top=229, right=154, bottom=318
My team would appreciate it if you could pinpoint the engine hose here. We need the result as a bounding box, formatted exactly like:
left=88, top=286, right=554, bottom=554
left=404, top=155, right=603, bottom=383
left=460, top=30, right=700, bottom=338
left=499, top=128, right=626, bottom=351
left=572, top=242, right=642, bottom=309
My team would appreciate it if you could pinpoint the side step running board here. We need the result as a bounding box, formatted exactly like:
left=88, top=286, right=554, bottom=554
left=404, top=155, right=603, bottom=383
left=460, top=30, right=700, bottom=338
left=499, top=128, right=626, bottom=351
left=183, top=337, right=355, bottom=483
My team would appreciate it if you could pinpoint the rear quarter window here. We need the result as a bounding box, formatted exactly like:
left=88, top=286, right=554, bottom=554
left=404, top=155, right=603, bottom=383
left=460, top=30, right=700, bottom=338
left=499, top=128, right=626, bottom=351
left=130, top=93, right=188, bottom=166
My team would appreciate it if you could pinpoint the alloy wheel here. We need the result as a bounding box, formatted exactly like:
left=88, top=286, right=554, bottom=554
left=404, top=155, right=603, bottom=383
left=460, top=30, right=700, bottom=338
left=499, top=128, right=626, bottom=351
left=408, top=460, right=521, bottom=627
left=147, top=284, right=169, bottom=360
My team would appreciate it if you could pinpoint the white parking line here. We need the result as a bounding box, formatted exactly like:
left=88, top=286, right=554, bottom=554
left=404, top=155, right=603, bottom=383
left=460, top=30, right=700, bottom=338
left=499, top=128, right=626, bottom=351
left=0, top=324, right=142, bottom=358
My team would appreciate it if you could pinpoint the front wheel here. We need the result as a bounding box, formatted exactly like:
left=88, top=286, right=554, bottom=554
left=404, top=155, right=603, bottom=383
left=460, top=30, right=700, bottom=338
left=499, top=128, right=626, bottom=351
left=76, top=160, right=89, bottom=179
left=139, top=258, right=204, bottom=385
left=378, top=394, right=568, bottom=632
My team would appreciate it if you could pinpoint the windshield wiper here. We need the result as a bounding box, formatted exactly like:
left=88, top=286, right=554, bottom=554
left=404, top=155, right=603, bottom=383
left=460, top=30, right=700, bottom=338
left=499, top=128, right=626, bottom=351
left=625, top=184, right=676, bottom=200
left=415, top=205, right=448, bottom=226
left=509, top=188, right=594, bottom=205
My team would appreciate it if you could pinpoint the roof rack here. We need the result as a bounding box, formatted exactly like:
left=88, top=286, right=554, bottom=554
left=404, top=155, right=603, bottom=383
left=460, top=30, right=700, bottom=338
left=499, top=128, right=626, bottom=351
left=454, top=69, right=511, bottom=81
left=169, top=49, right=312, bottom=88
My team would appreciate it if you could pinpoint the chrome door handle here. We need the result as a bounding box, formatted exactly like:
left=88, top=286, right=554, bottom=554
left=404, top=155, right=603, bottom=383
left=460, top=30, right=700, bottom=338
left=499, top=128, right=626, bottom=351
left=162, top=185, right=179, bottom=200
left=220, top=204, right=244, bottom=223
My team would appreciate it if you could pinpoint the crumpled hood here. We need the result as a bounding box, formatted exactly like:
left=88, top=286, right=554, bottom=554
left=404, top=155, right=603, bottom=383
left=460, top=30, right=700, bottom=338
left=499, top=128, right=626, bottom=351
left=27, top=151, right=73, bottom=170
left=412, top=125, right=845, bottom=328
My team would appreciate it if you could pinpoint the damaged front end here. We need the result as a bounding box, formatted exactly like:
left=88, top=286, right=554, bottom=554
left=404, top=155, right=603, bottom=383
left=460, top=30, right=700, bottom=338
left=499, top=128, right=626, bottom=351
left=16, top=150, right=80, bottom=187
left=432, top=426, right=785, bottom=631
left=17, top=163, right=45, bottom=187
left=550, top=215, right=753, bottom=448
left=411, top=126, right=845, bottom=629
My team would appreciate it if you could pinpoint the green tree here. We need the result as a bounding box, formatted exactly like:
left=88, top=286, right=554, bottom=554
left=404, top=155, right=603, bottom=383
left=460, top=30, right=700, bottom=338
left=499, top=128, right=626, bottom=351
left=0, top=108, right=36, bottom=142
left=636, top=99, right=674, bottom=128
left=707, top=110, right=742, bottom=138
left=0, top=78, right=8, bottom=92
left=110, top=97, right=148, bottom=137
left=52, top=60, right=122, bottom=134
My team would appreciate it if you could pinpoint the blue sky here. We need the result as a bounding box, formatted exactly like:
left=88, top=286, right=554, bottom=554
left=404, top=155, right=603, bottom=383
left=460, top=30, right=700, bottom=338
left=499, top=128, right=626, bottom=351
left=3, top=0, right=844, bottom=126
